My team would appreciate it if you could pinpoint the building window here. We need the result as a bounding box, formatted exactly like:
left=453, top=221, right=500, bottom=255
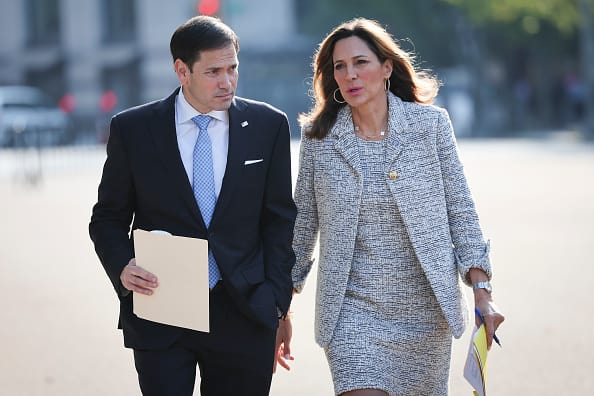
left=26, top=0, right=61, bottom=46
left=102, top=0, right=136, bottom=43
left=25, top=62, right=66, bottom=102
left=101, top=60, right=141, bottom=112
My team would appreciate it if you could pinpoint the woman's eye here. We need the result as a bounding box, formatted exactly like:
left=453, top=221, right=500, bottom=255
left=334, top=64, right=344, bottom=70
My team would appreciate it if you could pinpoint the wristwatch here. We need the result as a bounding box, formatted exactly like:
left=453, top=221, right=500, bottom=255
left=472, top=281, right=492, bottom=294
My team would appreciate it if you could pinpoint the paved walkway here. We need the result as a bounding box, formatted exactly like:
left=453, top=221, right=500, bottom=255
left=1, top=137, right=593, bottom=395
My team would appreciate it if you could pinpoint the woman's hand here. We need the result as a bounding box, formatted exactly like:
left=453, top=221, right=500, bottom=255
left=474, top=290, right=505, bottom=350
left=468, top=268, right=505, bottom=349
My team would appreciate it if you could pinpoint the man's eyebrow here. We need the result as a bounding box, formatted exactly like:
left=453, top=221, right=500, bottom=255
left=205, top=63, right=238, bottom=72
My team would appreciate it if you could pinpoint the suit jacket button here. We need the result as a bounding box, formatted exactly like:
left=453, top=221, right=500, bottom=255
left=389, top=171, right=398, bottom=180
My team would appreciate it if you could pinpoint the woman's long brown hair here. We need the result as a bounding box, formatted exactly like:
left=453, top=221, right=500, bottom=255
left=299, top=18, right=439, bottom=140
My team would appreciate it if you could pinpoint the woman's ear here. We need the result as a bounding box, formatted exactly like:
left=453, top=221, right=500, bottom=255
left=383, top=59, right=393, bottom=79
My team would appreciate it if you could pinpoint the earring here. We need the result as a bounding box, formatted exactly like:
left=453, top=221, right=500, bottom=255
left=385, top=78, right=391, bottom=92
left=333, top=88, right=346, bottom=104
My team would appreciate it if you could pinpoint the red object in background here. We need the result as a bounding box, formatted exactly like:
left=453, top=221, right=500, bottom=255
left=100, top=90, right=118, bottom=113
left=197, top=0, right=220, bottom=16
left=59, top=93, right=76, bottom=113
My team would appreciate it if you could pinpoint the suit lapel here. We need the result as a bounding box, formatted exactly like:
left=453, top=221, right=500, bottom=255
left=211, top=98, right=248, bottom=223
left=149, top=88, right=204, bottom=226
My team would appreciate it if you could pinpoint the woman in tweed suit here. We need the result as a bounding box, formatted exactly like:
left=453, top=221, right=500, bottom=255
left=291, top=18, right=505, bottom=396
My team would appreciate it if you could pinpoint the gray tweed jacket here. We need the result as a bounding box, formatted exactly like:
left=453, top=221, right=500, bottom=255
left=292, top=92, right=492, bottom=347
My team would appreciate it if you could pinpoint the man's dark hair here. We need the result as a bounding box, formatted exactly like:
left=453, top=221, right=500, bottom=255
left=170, top=15, right=239, bottom=69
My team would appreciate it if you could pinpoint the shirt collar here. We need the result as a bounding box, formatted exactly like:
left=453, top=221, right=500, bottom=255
left=176, top=86, right=228, bottom=126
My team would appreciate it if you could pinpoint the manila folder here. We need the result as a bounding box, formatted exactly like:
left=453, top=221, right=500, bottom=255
left=133, top=229, right=210, bottom=332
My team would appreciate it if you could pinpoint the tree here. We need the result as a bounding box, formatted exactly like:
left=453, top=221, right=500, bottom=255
left=445, top=0, right=594, bottom=137
left=294, top=0, right=591, bottom=135
left=443, top=0, right=583, bottom=35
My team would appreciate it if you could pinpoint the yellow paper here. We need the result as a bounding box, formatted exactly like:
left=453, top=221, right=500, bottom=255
left=463, top=324, right=489, bottom=396
left=132, top=229, right=210, bottom=332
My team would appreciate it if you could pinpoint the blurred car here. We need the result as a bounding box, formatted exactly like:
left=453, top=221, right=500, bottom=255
left=0, top=85, right=70, bottom=147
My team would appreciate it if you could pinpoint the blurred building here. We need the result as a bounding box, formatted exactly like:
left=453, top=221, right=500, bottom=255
left=0, top=0, right=312, bottom=141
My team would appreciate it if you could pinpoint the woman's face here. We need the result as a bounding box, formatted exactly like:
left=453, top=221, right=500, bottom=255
left=332, top=36, right=392, bottom=109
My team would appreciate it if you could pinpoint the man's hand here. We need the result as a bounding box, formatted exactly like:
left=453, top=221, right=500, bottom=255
left=120, top=258, right=158, bottom=295
left=273, top=316, right=294, bottom=373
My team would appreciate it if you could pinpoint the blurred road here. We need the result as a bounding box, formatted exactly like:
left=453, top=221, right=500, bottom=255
left=1, top=135, right=593, bottom=395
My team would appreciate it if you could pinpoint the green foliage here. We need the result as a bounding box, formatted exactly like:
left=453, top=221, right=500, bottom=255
left=295, top=0, right=463, bottom=66
left=295, top=0, right=582, bottom=63
left=294, top=0, right=587, bottom=134
left=442, top=0, right=589, bottom=35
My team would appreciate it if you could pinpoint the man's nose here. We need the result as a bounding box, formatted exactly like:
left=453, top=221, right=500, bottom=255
left=219, top=73, right=234, bottom=89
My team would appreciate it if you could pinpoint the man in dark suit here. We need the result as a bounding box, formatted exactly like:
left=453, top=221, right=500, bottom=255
left=89, top=15, right=296, bottom=396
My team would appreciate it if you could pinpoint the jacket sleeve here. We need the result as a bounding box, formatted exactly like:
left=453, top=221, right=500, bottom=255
left=291, top=129, right=319, bottom=293
left=436, top=108, right=492, bottom=285
left=89, top=115, right=135, bottom=297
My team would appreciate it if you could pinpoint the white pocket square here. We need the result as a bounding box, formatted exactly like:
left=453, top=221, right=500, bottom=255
left=244, top=159, right=264, bottom=165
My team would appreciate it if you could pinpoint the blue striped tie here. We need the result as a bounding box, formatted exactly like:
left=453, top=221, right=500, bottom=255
left=192, top=115, right=221, bottom=288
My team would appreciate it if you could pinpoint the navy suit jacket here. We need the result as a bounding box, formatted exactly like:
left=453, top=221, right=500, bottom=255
left=89, top=88, right=296, bottom=349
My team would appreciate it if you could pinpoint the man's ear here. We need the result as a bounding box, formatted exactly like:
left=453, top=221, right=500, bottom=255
left=174, top=59, right=190, bottom=84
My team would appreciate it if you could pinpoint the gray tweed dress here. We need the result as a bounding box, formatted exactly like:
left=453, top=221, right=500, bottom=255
left=325, top=137, right=452, bottom=395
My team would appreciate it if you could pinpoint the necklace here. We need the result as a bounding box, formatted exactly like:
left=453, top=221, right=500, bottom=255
left=354, top=125, right=386, bottom=140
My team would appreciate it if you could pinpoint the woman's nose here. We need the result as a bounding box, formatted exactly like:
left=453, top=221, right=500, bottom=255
left=346, top=65, right=357, bottom=80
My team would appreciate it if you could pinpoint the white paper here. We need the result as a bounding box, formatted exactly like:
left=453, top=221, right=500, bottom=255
left=132, top=229, right=210, bottom=332
left=463, top=324, right=488, bottom=396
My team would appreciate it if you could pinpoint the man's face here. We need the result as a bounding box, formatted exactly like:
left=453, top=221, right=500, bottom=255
left=175, top=44, right=238, bottom=113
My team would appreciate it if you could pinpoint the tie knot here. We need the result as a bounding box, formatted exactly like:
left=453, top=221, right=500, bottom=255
left=192, top=115, right=212, bottom=131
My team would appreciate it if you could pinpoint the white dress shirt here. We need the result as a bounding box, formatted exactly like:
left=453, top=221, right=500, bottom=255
left=175, top=87, right=229, bottom=197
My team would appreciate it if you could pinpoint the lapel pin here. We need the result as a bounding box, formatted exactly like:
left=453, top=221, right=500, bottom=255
left=241, top=121, right=249, bottom=127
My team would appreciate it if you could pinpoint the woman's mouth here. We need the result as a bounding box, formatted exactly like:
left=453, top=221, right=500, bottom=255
left=347, top=87, right=363, bottom=95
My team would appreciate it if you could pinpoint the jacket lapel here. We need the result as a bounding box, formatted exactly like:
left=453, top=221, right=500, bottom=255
left=332, top=93, right=410, bottom=175
left=383, top=93, right=409, bottom=169
left=211, top=98, right=248, bottom=223
left=149, top=88, right=204, bottom=226
left=332, top=105, right=362, bottom=176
